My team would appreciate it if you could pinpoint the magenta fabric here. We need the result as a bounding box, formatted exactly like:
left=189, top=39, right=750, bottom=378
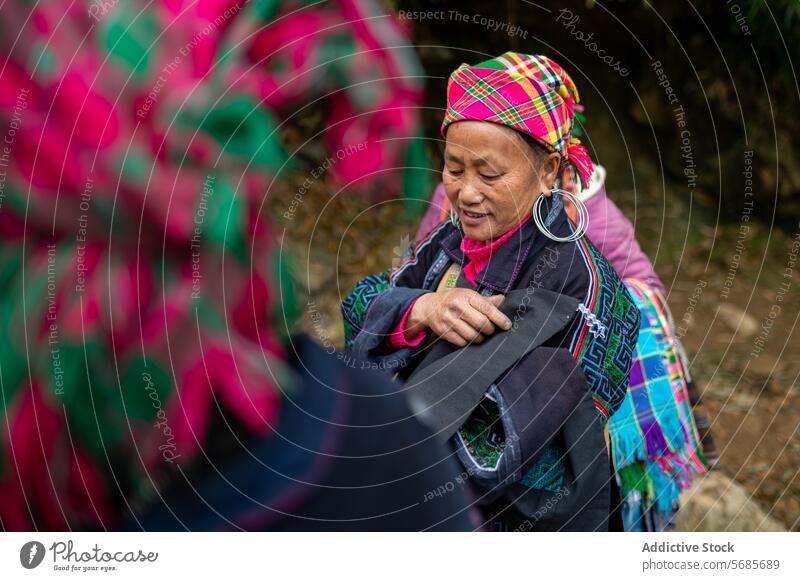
left=387, top=298, right=428, bottom=349
left=460, top=214, right=531, bottom=283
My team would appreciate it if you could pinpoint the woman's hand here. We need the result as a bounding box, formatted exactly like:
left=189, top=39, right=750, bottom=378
left=406, top=289, right=512, bottom=347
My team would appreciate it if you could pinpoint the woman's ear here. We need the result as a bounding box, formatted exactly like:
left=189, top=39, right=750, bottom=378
left=544, top=152, right=561, bottom=186
left=539, top=152, right=561, bottom=197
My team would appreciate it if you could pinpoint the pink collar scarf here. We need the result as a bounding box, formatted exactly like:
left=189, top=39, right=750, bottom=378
left=460, top=214, right=532, bottom=284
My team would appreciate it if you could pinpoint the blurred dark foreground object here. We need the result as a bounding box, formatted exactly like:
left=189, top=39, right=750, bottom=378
left=126, top=336, right=475, bottom=531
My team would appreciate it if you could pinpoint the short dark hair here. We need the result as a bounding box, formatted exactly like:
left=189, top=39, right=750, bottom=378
left=517, top=129, right=563, bottom=177
left=514, top=129, right=550, bottom=163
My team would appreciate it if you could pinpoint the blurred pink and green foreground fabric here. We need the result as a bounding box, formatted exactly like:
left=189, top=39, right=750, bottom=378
left=0, top=0, right=429, bottom=530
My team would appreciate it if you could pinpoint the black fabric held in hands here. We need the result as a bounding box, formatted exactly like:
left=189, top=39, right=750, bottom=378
left=405, top=288, right=579, bottom=439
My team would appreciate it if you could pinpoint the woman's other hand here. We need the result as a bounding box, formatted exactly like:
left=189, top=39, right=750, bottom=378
left=407, top=289, right=512, bottom=347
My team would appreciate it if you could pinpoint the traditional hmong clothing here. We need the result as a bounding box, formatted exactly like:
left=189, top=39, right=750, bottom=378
left=573, top=168, right=719, bottom=478
left=342, top=52, right=641, bottom=530
left=610, top=280, right=706, bottom=531
left=342, top=203, right=641, bottom=530
left=414, top=168, right=718, bottom=531
left=0, top=0, right=461, bottom=531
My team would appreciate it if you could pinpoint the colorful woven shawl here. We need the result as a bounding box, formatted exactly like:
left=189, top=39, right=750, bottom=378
left=0, top=0, right=425, bottom=530
left=609, top=279, right=706, bottom=528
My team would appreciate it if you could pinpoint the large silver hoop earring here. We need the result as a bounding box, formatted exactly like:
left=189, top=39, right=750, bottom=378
left=449, top=208, right=461, bottom=228
left=533, top=188, right=589, bottom=242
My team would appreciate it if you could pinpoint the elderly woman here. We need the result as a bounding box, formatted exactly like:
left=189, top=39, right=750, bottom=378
left=416, top=166, right=713, bottom=531
left=342, top=53, right=641, bottom=531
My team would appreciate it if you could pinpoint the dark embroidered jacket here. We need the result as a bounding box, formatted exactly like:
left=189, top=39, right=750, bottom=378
left=341, top=206, right=640, bottom=530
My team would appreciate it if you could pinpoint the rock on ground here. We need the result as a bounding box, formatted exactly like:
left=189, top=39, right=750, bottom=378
left=675, top=471, right=787, bottom=532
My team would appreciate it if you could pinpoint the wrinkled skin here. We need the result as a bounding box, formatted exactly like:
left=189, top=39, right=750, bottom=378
left=442, top=120, right=560, bottom=242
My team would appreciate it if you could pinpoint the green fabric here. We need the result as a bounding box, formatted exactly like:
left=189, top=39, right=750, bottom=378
left=457, top=397, right=505, bottom=469
left=521, top=444, right=566, bottom=492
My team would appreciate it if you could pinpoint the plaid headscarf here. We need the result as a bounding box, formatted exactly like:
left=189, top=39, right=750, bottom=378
left=441, top=52, right=593, bottom=190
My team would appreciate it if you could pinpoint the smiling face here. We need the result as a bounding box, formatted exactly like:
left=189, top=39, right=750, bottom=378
left=443, top=121, right=561, bottom=242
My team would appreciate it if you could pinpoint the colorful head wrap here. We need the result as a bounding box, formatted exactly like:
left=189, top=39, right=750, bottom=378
left=441, top=52, right=593, bottom=190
